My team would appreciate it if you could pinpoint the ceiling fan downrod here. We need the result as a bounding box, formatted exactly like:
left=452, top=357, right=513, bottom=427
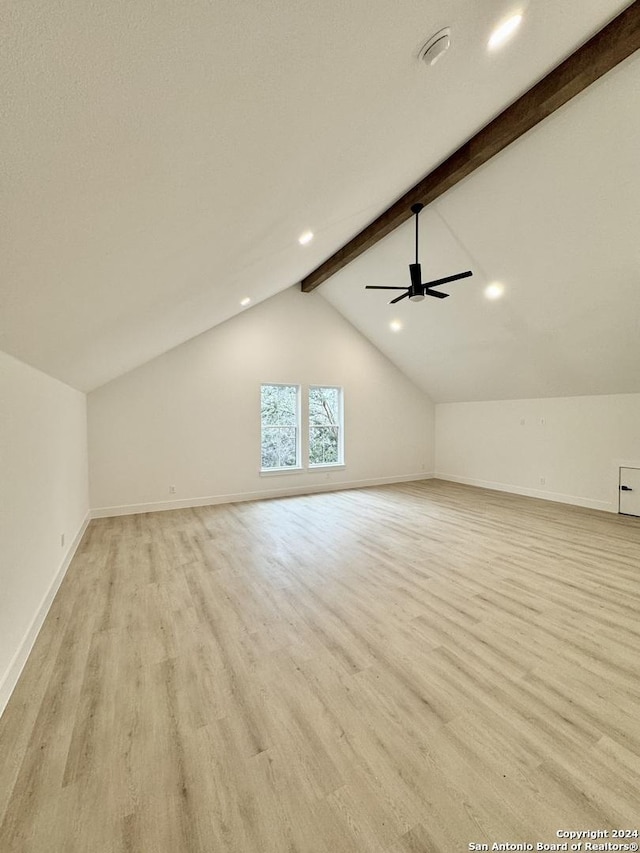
left=409, top=203, right=425, bottom=301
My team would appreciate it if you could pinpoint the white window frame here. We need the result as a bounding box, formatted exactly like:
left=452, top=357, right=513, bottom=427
left=308, top=385, right=344, bottom=469
left=260, top=383, right=302, bottom=474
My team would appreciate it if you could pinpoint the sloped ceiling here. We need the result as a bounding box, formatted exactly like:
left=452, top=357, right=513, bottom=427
left=320, top=48, right=640, bottom=402
left=320, top=51, right=640, bottom=402
left=0, top=0, right=632, bottom=392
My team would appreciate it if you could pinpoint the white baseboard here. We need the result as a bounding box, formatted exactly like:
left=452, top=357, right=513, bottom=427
left=0, top=512, right=91, bottom=719
left=435, top=473, right=614, bottom=513
left=90, top=473, right=435, bottom=519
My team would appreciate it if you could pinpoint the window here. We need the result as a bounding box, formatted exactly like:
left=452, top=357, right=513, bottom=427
left=260, top=384, right=300, bottom=470
left=309, top=386, right=343, bottom=466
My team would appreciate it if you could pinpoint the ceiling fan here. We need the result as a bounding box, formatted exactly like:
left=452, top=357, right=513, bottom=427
left=365, top=203, right=472, bottom=304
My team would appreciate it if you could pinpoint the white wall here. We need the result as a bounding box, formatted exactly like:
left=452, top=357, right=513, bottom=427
left=435, top=394, right=640, bottom=512
left=88, top=287, right=434, bottom=514
left=0, top=350, right=89, bottom=713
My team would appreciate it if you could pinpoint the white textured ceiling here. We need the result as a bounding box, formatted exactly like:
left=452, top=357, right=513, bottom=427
left=321, top=51, right=640, bottom=402
left=0, top=0, right=632, bottom=391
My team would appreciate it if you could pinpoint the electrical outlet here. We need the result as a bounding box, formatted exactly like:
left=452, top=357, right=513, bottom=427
left=169, top=485, right=176, bottom=494
left=61, top=533, right=65, bottom=548
left=540, top=417, right=546, bottom=426
left=539, top=477, right=546, bottom=485
left=520, top=418, right=525, bottom=426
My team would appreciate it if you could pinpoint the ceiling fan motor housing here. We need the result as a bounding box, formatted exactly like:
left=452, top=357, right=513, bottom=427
left=409, top=263, right=425, bottom=300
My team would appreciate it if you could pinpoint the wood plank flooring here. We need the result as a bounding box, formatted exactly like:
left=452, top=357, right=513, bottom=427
left=1, top=479, right=640, bottom=852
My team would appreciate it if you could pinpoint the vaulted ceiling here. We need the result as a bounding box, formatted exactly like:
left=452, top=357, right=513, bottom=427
left=0, top=0, right=636, bottom=393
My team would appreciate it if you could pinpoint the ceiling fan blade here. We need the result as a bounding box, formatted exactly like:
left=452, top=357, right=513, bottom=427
left=423, top=270, right=473, bottom=288
left=365, top=286, right=408, bottom=290
left=425, top=289, right=449, bottom=298
left=389, top=292, right=410, bottom=304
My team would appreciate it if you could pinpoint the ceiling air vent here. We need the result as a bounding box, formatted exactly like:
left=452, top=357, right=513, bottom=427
left=419, top=29, right=451, bottom=67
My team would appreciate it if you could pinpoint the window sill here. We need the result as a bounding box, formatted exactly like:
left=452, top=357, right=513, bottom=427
left=259, top=464, right=346, bottom=476
left=259, top=466, right=303, bottom=477
left=308, top=464, right=346, bottom=472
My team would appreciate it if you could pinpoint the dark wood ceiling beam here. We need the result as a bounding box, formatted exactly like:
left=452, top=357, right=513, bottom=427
left=301, top=1, right=640, bottom=293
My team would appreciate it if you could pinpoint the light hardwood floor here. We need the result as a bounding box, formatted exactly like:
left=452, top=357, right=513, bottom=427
left=1, top=479, right=640, bottom=852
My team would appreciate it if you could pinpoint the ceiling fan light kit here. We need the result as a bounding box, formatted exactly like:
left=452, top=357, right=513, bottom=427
left=365, top=203, right=472, bottom=304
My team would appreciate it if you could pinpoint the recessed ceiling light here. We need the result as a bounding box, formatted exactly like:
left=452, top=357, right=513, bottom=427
left=484, top=282, right=505, bottom=300
left=298, top=230, right=314, bottom=246
left=390, top=319, right=403, bottom=332
left=488, top=13, right=523, bottom=50
left=240, top=296, right=251, bottom=307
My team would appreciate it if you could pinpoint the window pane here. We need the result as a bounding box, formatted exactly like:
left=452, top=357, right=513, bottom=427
left=261, top=384, right=298, bottom=427
left=309, top=386, right=339, bottom=427
left=310, top=425, right=338, bottom=465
